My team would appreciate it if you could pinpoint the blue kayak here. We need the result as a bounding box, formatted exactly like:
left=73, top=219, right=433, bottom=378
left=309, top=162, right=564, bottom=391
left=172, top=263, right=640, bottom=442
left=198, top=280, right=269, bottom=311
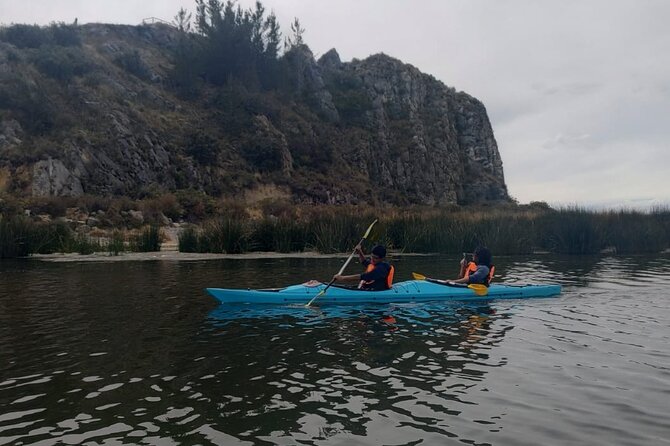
left=206, top=280, right=561, bottom=305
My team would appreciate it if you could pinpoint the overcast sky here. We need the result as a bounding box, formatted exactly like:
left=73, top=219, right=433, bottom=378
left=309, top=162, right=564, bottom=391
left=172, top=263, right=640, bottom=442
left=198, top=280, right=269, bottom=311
left=2, top=0, right=669, bottom=208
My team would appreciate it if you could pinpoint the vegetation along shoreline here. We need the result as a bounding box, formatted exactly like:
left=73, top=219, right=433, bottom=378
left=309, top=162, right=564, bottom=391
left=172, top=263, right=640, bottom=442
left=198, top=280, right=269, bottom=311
left=2, top=197, right=669, bottom=259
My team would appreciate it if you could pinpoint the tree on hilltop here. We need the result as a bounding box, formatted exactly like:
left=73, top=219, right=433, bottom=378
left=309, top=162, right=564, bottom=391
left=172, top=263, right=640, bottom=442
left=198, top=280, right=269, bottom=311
left=285, top=17, right=304, bottom=50
left=173, top=7, right=192, bottom=33
left=191, top=0, right=282, bottom=87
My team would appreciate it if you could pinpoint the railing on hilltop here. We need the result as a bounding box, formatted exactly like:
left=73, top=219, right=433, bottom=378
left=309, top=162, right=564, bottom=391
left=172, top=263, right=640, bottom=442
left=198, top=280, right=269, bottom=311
left=141, top=17, right=174, bottom=27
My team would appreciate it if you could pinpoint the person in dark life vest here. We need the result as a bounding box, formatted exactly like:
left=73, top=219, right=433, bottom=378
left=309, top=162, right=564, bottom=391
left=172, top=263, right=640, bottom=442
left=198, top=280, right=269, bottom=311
left=447, top=246, right=494, bottom=286
left=332, top=244, right=394, bottom=291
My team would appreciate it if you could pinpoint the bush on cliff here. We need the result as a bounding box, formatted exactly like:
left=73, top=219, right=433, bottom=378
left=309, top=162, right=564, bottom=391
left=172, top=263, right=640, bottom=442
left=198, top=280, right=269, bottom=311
left=31, top=45, right=93, bottom=81
left=0, top=23, right=80, bottom=48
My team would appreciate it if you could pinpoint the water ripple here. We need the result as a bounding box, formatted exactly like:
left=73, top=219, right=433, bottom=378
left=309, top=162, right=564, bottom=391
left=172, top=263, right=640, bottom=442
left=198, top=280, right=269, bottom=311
left=1, top=255, right=670, bottom=444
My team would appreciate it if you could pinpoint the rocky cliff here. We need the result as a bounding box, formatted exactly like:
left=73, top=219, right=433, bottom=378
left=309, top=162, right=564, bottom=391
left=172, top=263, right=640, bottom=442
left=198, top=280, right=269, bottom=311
left=0, top=23, right=508, bottom=206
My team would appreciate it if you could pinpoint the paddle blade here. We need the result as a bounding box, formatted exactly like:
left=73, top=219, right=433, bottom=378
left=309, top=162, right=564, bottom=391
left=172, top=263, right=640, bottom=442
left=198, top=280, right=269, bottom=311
left=468, top=284, right=489, bottom=296
left=305, top=289, right=325, bottom=307
left=412, top=272, right=427, bottom=280
left=363, top=219, right=378, bottom=239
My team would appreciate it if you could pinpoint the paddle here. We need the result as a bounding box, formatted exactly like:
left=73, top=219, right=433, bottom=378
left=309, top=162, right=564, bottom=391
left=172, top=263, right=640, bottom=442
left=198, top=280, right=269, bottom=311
left=411, top=272, right=488, bottom=296
left=305, top=219, right=379, bottom=307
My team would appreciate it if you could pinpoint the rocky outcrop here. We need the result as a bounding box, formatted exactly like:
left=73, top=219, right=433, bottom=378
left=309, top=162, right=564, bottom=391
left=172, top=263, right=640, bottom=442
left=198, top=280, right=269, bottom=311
left=284, top=45, right=340, bottom=122
left=0, top=23, right=509, bottom=206
left=32, top=158, right=83, bottom=197
left=0, top=119, right=22, bottom=147
left=320, top=53, right=507, bottom=204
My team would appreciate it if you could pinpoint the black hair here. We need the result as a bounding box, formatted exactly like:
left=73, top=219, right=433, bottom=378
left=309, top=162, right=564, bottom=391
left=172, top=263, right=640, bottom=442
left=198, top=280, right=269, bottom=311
left=474, top=246, right=492, bottom=267
left=371, top=245, right=386, bottom=258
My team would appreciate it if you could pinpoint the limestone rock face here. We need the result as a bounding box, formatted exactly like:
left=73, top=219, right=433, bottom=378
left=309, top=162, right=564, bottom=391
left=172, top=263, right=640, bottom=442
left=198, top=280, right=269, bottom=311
left=0, top=119, right=22, bottom=147
left=284, top=45, right=340, bottom=122
left=32, top=158, right=83, bottom=197
left=1, top=23, right=508, bottom=205
left=317, top=48, right=342, bottom=71
left=320, top=53, right=508, bottom=205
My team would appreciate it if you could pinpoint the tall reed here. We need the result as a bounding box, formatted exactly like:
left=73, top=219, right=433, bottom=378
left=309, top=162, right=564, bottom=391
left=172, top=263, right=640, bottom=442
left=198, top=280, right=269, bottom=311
left=107, top=231, right=125, bottom=256
left=200, top=218, right=248, bottom=254
left=0, top=217, right=76, bottom=257
left=308, top=214, right=369, bottom=253
left=178, top=226, right=200, bottom=252
left=172, top=206, right=670, bottom=255
left=0, top=216, right=32, bottom=258
left=248, top=218, right=307, bottom=252
left=132, top=226, right=161, bottom=252
left=602, top=210, right=668, bottom=254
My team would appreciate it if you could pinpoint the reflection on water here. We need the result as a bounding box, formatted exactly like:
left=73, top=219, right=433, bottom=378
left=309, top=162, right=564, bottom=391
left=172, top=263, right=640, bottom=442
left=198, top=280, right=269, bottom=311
left=0, top=254, right=669, bottom=445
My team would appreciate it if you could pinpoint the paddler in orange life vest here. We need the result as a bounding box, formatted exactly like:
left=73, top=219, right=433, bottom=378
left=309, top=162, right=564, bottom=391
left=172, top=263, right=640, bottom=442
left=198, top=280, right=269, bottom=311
left=447, top=246, right=494, bottom=286
left=332, top=245, right=395, bottom=291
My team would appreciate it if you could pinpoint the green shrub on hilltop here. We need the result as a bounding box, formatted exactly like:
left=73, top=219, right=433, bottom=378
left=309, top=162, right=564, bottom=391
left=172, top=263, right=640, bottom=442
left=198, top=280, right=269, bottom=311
left=0, top=24, right=51, bottom=48
left=49, top=23, right=81, bottom=46
left=170, top=0, right=285, bottom=93
left=0, top=22, right=80, bottom=48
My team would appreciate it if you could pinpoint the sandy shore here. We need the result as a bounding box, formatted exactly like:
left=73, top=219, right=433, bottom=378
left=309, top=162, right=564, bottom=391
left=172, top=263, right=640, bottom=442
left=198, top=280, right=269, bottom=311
left=30, top=251, right=434, bottom=262
left=31, top=251, right=346, bottom=262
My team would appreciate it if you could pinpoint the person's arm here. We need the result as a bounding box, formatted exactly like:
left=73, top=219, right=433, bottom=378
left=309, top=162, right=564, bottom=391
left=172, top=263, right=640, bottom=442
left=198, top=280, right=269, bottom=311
left=450, top=259, right=477, bottom=284
left=355, top=244, right=367, bottom=264
left=333, top=273, right=362, bottom=283
left=457, top=256, right=467, bottom=279
left=451, top=265, right=489, bottom=285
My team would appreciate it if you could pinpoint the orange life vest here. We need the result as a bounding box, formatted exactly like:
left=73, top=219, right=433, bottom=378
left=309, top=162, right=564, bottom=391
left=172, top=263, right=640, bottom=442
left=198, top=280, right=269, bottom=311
left=463, top=262, right=495, bottom=286
left=358, top=262, right=395, bottom=290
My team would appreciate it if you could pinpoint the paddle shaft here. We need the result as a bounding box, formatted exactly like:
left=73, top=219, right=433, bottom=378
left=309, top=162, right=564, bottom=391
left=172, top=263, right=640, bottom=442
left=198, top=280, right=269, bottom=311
left=306, top=220, right=378, bottom=307
left=412, top=271, right=488, bottom=296
left=306, top=237, right=366, bottom=306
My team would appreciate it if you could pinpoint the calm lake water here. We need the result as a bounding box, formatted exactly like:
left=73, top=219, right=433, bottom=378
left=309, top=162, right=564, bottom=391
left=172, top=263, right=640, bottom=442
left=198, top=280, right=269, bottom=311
left=1, top=254, right=669, bottom=445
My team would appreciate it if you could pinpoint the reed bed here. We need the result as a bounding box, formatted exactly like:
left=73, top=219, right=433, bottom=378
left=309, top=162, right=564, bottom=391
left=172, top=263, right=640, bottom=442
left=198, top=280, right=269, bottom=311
left=178, top=207, right=670, bottom=255
left=2, top=207, right=669, bottom=258
left=0, top=217, right=166, bottom=257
